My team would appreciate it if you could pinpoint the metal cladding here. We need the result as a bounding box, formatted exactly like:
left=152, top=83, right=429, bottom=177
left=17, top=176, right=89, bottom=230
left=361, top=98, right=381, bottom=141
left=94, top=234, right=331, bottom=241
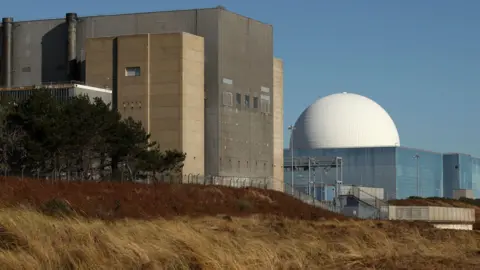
left=66, top=13, right=78, bottom=81
left=1, top=17, right=13, bottom=87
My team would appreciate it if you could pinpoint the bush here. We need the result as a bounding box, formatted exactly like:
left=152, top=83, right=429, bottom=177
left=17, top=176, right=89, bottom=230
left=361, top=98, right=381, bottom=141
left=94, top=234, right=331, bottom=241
left=236, top=199, right=253, bottom=212
left=40, top=198, right=75, bottom=217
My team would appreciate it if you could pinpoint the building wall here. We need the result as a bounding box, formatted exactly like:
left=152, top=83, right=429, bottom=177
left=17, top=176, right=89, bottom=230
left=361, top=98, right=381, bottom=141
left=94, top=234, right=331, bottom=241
left=395, top=147, right=443, bottom=199
left=272, top=58, right=284, bottom=191
left=472, top=157, right=480, bottom=198
left=85, top=33, right=205, bottom=176
left=284, top=146, right=444, bottom=200
left=116, top=35, right=150, bottom=128
left=84, top=37, right=115, bottom=91
left=217, top=11, right=274, bottom=178
left=442, top=154, right=459, bottom=198
left=443, top=153, right=480, bottom=198
left=179, top=33, right=205, bottom=175
left=3, top=8, right=274, bottom=179
left=286, top=147, right=398, bottom=200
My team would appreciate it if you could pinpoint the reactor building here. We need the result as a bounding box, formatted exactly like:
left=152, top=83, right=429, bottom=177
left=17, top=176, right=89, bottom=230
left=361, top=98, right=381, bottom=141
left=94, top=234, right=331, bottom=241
left=0, top=7, right=284, bottom=191
left=285, top=92, right=480, bottom=200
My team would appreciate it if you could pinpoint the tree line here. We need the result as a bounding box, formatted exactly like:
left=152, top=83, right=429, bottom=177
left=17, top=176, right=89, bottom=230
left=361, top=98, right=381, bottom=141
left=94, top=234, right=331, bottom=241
left=0, top=89, right=186, bottom=181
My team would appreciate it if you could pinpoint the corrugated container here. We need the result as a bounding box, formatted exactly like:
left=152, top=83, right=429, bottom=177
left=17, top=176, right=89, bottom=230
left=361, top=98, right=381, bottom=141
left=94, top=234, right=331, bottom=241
left=384, top=206, right=475, bottom=223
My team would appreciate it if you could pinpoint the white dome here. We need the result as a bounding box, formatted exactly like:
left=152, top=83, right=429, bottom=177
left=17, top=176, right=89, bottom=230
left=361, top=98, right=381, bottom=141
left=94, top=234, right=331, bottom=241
left=291, top=92, right=400, bottom=149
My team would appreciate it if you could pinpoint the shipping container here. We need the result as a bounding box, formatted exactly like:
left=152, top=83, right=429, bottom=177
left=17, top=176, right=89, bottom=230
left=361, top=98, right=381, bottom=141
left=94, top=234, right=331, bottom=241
left=382, top=205, right=475, bottom=223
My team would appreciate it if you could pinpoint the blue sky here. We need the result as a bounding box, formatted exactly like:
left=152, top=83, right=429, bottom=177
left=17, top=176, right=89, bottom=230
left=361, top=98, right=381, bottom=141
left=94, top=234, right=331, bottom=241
left=5, top=0, right=480, bottom=156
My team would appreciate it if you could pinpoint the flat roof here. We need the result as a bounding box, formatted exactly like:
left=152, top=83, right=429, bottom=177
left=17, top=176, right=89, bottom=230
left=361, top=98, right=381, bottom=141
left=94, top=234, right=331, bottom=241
left=8, top=7, right=271, bottom=26
left=0, top=83, right=112, bottom=93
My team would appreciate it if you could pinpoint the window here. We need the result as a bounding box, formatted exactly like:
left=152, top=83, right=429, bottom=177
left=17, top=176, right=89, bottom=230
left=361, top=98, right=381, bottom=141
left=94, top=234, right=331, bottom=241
left=223, top=92, right=233, bottom=106
left=125, top=67, right=141, bottom=77
left=244, top=95, right=250, bottom=108
left=260, top=97, right=270, bottom=113
left=253, top=97, right=259, bottom=109
left=235, top=93, right=241, bottom=105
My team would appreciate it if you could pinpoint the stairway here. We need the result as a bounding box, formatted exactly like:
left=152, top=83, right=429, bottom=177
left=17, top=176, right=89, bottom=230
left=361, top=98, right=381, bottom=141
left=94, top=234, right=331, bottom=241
left=338, top=186, right=389, bottom=219
left=284, top=182, right=339, bottom=212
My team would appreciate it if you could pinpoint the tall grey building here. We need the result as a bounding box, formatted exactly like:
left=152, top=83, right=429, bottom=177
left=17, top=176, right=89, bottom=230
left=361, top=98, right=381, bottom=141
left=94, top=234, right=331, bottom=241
left=0, top=7, right=283, bottom=187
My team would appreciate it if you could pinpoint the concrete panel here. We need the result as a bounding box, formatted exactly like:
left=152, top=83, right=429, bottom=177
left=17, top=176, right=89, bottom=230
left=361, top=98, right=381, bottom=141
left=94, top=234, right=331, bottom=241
left=149, top=33, right=182, bottom=153
left=181, top=33, right=205, bottom=176
left=116, top=35, right=149, bottom=130
left=85, top=37, right=114, bottom=89
left=217, top=10, right=274, bottom=178
left=272, top=58, right=284, bottom=191
left=196, top=9, right=220, bottom=176
left=12, top=19, right=67, bottom=86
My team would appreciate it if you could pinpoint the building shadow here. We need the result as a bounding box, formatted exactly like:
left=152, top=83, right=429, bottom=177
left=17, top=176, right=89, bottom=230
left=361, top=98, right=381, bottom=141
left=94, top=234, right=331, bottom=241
left=41, top=23, right=68, bottom=84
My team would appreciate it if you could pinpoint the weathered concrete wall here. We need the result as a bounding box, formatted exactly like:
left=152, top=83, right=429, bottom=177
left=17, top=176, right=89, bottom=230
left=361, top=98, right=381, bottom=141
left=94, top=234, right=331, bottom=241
left=85, top=33, right=205, bottom=176
left=217, top=10, right=274, bottom=178
left=180, top=33, right=205, bottom=176
left=272, top=58, right=284, bottom=191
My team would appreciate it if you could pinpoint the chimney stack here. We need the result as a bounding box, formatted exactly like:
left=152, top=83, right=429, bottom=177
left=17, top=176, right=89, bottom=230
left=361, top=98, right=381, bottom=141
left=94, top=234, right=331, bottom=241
left=1, top=17, right=13, bottom=87
left=66, top=13, right=78, bottom=81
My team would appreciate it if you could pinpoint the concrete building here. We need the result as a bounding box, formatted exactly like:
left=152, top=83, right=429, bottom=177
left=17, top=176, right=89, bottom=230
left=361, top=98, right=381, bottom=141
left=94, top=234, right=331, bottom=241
left=0, top=7, right=284, bottom=190
left=86, top=32, right=205, bottom=176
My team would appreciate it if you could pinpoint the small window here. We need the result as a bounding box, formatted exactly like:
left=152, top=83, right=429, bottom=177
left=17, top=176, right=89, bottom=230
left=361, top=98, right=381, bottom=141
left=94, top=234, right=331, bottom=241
left=223, top=92, right=233, bottom=106
left=244, top=95, right=250, bottom=108
left=260, top=99, right=270, bottom=113
left=253, top=97, right=259, bottom=109
left=125, top=67, right=141, bottom=77
left=235, top=93, right=241, bottom=105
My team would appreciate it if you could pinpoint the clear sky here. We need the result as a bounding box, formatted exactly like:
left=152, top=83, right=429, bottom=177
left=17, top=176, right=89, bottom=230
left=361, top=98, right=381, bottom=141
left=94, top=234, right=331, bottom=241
left=4, top=0, right=480, bottom=156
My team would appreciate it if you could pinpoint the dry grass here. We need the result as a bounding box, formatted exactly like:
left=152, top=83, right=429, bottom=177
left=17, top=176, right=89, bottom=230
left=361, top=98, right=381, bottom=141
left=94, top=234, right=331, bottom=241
left=0, top=208, right=479, bottom=269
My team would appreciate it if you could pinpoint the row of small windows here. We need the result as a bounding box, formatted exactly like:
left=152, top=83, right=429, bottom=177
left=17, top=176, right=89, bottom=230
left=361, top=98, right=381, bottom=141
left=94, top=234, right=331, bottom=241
left=223, top=91, right=270, bottom=113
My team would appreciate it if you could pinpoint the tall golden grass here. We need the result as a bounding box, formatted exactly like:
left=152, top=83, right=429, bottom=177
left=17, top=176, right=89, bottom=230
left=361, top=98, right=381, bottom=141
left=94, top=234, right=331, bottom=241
left=0, top=208, right=479, bottom=270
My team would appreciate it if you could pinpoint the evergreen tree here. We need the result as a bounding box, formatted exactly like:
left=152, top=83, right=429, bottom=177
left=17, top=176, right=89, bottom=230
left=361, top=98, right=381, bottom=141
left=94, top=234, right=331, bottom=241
left=0, top=88, right=186, bottom=181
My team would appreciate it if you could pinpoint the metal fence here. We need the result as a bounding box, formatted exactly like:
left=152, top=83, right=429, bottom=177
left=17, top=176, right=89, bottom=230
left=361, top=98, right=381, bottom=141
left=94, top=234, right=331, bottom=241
left=142, top=174, right=273, bottom=189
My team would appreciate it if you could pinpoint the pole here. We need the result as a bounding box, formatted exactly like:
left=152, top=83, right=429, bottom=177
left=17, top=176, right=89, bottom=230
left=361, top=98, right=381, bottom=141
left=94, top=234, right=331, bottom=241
left=414, top=154, right=420, bottom=197
left=313, top=168, right=316, bottom=201
left=288, top=125, right=296, bottom=195
left=308, top=158, right=311, bottom=196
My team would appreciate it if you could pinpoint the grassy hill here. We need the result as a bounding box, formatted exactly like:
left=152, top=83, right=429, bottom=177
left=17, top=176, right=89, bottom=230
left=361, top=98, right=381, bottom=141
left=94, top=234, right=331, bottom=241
left=0, top=177, right=479, bottom=269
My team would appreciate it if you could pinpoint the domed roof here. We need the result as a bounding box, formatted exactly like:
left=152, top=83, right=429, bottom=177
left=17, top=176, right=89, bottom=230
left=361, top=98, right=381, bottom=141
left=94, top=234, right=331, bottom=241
left=291, top=92, right=400, bottom=149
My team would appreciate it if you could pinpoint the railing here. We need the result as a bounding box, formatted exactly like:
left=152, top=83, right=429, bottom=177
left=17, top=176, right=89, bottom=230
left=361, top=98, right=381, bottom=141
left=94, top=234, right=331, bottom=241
left=284, top=182, right=340, bottom=212
left=339, top=186, right=390, bottom=219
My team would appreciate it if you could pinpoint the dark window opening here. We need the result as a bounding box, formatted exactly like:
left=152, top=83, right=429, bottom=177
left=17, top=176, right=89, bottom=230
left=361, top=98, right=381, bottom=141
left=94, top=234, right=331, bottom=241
left=245, top=95, right=250, bottom=108
left=253, top=97, right=259, bottom=109
left=236, top=93, right=241, bottom=105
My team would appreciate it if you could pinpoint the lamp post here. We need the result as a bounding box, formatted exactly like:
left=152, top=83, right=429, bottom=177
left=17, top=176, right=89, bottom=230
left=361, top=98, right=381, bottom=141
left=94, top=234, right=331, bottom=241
left=413, top=154, right=420, bottom=197
left=288, top=125, right=296, bottom=195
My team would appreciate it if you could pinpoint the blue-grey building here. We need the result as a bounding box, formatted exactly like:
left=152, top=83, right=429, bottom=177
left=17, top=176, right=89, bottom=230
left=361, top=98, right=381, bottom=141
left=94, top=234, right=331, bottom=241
left=284, top=146, right=444, bottom=200
left=284, top=92, right=478, bottom=200
left=443, top=153, right=480, bottom=198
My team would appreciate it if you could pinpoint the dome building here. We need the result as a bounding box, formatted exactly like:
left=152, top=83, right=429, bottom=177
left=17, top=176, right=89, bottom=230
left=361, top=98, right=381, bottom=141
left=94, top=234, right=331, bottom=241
left=284, top=93, right=444, bottom=201
left=291, top=92, right=400, bottom=149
